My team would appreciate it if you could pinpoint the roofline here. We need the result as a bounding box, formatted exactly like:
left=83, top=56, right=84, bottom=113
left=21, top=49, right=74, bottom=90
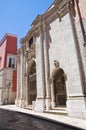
left=0, top=33, right=17, bottom=46
left=31, top=0, right=55, bottom=26
left=5, top=33, right=17, bottom=38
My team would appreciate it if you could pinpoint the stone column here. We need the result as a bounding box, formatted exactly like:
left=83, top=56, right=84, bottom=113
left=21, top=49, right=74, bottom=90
left=25, top=59, right=28, bottom=106
left=23, top=48, right=26, bottom=106
left=20, top=49, right=23, bottom=107
left=34, top=26, right=46, bottom=112
left=19, top=48, right=25, bottom=107
left=15, top=55, right=20, bottom=106
left=43, top=23, right=51, bottom=110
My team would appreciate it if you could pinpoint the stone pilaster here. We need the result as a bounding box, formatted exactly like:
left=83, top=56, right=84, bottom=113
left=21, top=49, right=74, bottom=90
left=25, top=60, right=28, bottom=106
left=34, top=26, right=46, bottom=112
left=75, top=0, right=86, bottom=92
left=18, top=48, right=26, bottom=108
left=15, top=51, right=21, bottom=106
left=43, top=22, right=51, bottom=110
left=63, top=2, right=86, bottom=119
left=15, top=56, right=19, bottom=105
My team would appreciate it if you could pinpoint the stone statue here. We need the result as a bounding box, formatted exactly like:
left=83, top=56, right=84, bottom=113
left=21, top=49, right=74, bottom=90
left=51, top=60, right=67, bottom=106
left=51, top=60, right=66, bottom=83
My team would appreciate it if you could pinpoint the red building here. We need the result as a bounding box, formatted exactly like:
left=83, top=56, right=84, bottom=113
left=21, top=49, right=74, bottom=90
left=0, top=33, right=17, bottom=105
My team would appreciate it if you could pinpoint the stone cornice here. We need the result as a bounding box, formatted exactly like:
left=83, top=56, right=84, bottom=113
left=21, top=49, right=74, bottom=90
left=31, top=15, right=42, bottom=26
left=31, top=0, right=73, bottom=26
left=43, top=0, right=73, bottom=20
left=27, top=0, right=74, bottom=33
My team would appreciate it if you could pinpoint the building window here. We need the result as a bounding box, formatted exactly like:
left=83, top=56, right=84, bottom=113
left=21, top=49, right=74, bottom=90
left=8, top=58, right=12, bottom=67
left=7, top=57, right=16, bottom=68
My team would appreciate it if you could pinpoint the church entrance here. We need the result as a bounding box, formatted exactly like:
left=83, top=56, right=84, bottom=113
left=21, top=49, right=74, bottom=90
left=28, top=73, right=36, bottom=105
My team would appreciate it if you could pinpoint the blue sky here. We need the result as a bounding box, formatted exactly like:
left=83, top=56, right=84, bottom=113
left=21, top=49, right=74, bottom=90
left=0, top=0, right=54, bottom=48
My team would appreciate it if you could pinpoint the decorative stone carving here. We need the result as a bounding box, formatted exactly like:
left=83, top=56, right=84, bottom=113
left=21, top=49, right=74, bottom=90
left=25, top=44, right=36, bottom=62
left=27, top=59, right=36, bottom=75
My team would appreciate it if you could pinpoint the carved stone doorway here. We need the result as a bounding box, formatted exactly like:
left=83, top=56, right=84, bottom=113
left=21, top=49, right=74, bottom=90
left=27, top=59, right=37, bottom=105
left=28, top=74, right=36, bottom=105
left=54, top=81, right=66, bottom=107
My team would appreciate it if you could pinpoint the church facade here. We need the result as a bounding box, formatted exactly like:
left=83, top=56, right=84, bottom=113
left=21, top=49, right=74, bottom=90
left=15, top=0, right=86, bottom=119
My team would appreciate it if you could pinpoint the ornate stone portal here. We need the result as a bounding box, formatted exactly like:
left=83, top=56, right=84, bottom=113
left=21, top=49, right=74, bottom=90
left=26, top=44, right=37, bottom=106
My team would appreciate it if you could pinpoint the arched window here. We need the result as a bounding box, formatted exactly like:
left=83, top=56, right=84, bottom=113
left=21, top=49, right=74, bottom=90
left=29, top=37, right=33, bottom=48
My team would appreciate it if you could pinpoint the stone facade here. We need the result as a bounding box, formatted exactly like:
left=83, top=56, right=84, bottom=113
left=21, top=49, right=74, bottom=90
left=15, top=0, right=86, bottom=119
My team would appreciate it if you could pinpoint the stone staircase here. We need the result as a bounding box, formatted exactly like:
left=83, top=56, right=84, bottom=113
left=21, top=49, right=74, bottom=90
left=25, top=105, right=67, bottom=116
left=44, top=107, right=67, bottom=115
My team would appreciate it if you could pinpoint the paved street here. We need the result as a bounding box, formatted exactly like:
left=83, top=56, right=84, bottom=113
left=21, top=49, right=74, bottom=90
left=0, top=109, right=83, bottom=130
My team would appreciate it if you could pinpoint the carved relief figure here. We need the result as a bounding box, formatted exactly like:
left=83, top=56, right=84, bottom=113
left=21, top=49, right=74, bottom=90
left=51, top=60, right=67, bottom=106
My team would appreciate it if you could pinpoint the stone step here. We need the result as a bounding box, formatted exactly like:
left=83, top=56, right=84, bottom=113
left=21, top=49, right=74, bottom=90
left=52, top=107, right=66, bottom=111
left=25, top=106, right=67, bottom=115
left=25, top=105, right=32, bottom=110
left=44, top=108, right=67, bottom=115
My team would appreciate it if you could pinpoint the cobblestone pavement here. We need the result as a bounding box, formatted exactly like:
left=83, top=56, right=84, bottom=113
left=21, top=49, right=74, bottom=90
left=0, top=109, right=83, bottom=130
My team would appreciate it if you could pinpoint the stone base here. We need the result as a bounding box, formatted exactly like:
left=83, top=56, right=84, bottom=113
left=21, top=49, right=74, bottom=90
left=34, top=98, right=45, bottom=112
left=68, top=110, right=86, bottom=119
left=67, top=97, right=86, bottom=119
left=15, top=98, right=26, bottom=108
left=45, top=98, right=51, bottom=110
left=51, top=101, right=55, bottom=109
